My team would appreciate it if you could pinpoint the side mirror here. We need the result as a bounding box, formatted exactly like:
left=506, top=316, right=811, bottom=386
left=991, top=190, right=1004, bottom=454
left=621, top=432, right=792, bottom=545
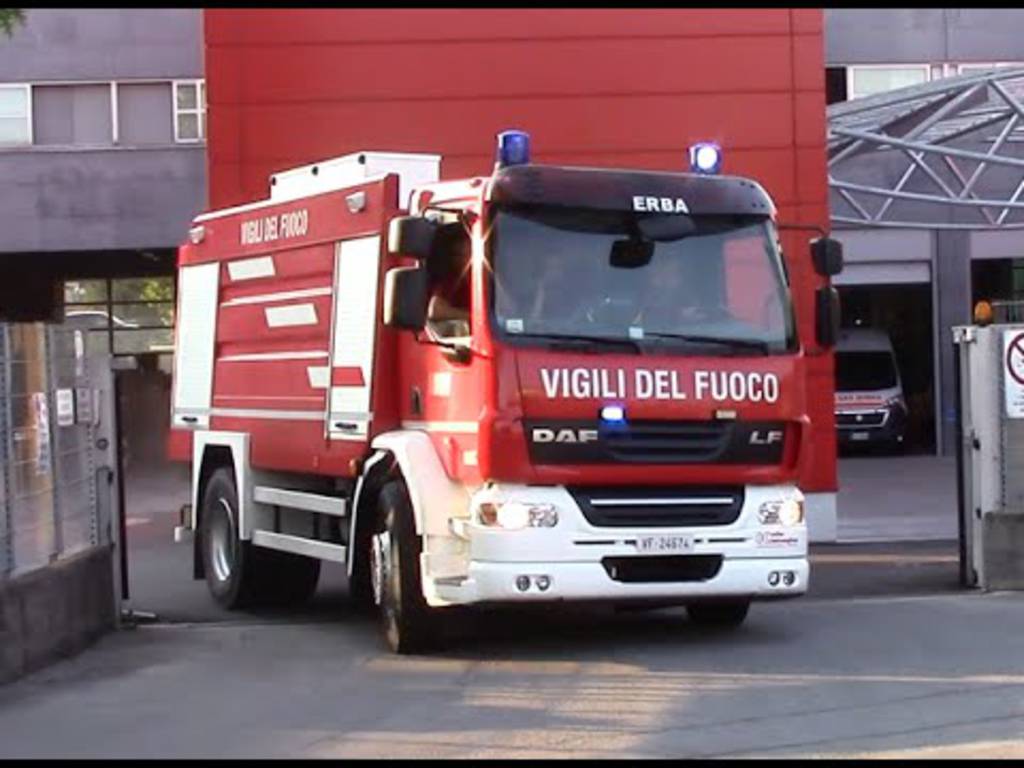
left=816, top=285, right=841, bottom=348
left=811, top=237, right=844, bottom=278
left=388, top=216, right=439, bottom=259
left=383, top=265, right=428, bottom=330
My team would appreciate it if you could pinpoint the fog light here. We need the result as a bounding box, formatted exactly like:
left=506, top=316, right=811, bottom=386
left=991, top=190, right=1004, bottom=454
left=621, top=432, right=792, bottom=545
left=768, top=571, right=780, bottom=586
left=536, top=575, right=551, bottom=591
left=515, top=575, right=531, bottom=592
left=783, top=571, right=796, bottom=586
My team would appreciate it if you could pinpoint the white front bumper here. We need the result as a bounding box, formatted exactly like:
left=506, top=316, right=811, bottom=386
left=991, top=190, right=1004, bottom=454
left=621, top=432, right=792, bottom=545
left=428, top=483, right=809, bottom=606
left=443, top=556, right=807, bottom=603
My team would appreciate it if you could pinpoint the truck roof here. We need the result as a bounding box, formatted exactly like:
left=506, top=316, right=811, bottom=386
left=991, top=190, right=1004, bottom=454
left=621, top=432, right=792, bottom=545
left=489, top=164, right=777, bottom=217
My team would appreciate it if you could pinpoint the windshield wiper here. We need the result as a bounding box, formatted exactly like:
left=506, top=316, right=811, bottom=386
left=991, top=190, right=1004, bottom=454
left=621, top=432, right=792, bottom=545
left=639, top=332, right=773, bottom=355
left=512, top=332, right=643, bottom=354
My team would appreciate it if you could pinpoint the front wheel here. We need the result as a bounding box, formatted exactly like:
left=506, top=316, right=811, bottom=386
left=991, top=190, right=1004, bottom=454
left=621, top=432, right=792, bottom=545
left=372, top=479, right=440, bottom=654
left=686, top=599, right=751, bottom=629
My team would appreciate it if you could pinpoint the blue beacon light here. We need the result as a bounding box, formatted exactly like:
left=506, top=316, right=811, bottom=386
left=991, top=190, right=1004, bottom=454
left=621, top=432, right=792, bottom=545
left=495, top=129, right=531, bottom=168
left=689, top=141, right=722, bottom=174
left=601, top=404, right=626, bottom=423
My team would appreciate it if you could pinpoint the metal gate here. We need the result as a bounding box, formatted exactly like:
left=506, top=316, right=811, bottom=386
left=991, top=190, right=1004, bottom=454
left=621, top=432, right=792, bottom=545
left=954, top=320, right=1024, bottom=589
left=0, top=320, right=120, bottom=591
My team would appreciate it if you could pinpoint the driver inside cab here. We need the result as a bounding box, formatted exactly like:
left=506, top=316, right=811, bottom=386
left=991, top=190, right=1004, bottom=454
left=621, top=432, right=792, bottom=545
left=425, top=223, right=472, bottom=340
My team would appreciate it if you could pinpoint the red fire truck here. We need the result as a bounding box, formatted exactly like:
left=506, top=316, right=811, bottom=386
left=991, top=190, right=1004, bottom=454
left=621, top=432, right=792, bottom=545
left=168, top=131, right=842, bottom=653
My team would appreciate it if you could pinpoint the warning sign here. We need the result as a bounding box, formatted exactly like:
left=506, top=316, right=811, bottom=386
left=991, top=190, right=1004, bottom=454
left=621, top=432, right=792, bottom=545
left=1004, top=330, right=1024, bottom=418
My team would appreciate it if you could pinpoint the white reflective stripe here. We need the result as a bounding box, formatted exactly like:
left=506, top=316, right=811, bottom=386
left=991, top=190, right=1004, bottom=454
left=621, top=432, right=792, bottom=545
left=589, top=497, right=736, bottom=507
left=307, top=366, right=329, bottom=389
left=227, top=256, right=275, bottom=281
left=432, top=372, right=452, bottom=397
left=328, top=236, right=380, bottom=438
left=220, top=351, right=328, bottom=362
left=172, top=263, right=219, bottom=428
left=221, top=286, right=331, bottom=307
left=330, top=411, right=374, bottom=421
left=400, top=420, right=479, bottom=434
left=175, top=406, right=324, bottom=421
left=463, top=450, right=478, bottom=466
left=265, top=303, right=317, bottom=328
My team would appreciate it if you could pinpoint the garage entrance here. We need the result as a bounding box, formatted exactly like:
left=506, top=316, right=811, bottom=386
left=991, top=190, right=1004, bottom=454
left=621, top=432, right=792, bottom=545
left=834, top=267, right=936, bottom=455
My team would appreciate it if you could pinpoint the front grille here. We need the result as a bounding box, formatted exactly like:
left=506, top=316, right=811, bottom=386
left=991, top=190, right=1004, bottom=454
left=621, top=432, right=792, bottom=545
left=837, top=411, right=886, bottom=428
left=570, top=486, right=745, bottom=528
left=602, top=555, right=723, bottom=583
left=599, top=420, right=729, bottom=463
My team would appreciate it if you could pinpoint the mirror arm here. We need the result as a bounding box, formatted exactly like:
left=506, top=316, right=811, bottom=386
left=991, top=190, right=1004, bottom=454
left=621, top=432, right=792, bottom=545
left=413, top=331, right=473, bottom=363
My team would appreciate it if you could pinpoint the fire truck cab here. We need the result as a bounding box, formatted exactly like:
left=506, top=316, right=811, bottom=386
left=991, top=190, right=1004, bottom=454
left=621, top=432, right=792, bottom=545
left=169, top=132, right=842, bottom=653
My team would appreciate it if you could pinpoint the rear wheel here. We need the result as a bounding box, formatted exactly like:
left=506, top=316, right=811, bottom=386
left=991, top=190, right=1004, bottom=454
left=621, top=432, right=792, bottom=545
left=200, top=467, right=321, bottom=608
left=372, top=479, right=439, bottom=654
left=200, top=467, right=261, bottom=609
left=686, top=599, right=751, bottom=629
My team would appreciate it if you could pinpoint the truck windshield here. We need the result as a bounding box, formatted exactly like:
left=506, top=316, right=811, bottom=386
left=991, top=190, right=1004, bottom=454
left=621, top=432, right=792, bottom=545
left=836, top=351, right=898, bottom=391
left=488, top=205, right=796, bottom=354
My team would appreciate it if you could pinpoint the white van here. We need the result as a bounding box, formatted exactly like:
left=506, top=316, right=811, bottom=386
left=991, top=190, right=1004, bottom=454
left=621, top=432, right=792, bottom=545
left=834, top=329, right=908, bottom=450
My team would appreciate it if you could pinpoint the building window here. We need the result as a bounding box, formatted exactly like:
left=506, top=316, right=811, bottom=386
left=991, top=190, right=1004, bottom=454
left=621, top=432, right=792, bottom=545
left=958, top=62, right=1018, bottom=75
left=847, top=65, right=930, bottom=100
left=63, top=276, right=176, bottom=361
left=173, top=79, right=205, bottom=143
left=32, top=84, right=113, bottom=147
left=118, top=82, right=174, bottom=146
left=0, top=84, right=31, bottom=145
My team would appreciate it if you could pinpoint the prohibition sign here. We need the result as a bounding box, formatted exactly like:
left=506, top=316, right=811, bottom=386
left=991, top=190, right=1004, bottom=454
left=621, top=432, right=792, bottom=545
left=1008, top=332, right=1024, bottom=386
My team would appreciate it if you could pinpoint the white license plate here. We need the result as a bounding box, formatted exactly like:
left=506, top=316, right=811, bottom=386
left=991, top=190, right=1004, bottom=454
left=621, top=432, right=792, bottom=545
left=851, top=431, right=870, bottom=441
left=635, top=535, right=694, bottom=554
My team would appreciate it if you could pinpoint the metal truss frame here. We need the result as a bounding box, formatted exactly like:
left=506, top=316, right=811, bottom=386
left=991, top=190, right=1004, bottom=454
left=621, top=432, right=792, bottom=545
left=829, top=66, right=1024, bottom=230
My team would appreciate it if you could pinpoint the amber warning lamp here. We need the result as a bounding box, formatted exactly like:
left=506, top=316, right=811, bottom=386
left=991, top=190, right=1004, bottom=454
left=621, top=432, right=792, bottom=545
left=974, top=300, right=994, bottom=326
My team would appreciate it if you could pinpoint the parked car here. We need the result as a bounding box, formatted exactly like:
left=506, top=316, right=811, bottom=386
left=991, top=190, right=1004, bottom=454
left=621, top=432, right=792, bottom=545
left=834, top=329, right=908, bottom=452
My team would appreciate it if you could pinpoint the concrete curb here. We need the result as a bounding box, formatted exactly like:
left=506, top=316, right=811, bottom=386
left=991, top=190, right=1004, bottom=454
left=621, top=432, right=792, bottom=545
left=0, top=545, right=116, bottom=685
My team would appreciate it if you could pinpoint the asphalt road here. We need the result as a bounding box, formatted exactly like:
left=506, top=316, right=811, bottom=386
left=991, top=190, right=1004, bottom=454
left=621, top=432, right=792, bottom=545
left=1, top=588, right=1022, bottom=758
left=4, top=464, right=1016, bottom=759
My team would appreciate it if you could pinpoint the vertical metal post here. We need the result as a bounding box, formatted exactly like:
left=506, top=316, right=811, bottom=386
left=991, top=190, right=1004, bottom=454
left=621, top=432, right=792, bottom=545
left=45, top=325, right=63, bottom=561
left=113, top=366, right=129, bottom=601
left=953, top=336, right=968, bottom=586
left=0, top=324, right=12, bottom=578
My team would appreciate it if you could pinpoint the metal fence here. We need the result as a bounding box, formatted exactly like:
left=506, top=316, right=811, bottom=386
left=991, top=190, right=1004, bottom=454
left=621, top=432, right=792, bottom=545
left=1, top=320, right=116, bottom=579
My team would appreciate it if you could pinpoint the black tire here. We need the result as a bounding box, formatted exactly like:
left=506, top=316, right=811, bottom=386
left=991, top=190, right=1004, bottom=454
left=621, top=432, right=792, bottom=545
left=375, top=479, right=439, bottom=654
left=199, top=467, right=262, bottom=609
left=686, top=599, right=751, bottom=629
left=200, top=467, right=321, bottom=609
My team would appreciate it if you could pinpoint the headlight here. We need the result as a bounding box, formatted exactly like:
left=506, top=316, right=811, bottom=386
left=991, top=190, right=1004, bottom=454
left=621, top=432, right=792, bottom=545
left=476, top=501, right=559, bottom=529
left=758, top=499, right=805, bottom=526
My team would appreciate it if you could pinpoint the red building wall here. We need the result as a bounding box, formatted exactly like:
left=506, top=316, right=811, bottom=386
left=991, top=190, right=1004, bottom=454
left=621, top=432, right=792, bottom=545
left=203, top=8, right=836, bottom=493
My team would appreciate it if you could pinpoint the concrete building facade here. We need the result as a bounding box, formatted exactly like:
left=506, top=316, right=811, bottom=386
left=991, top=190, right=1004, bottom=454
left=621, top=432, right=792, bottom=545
left=0, top=9, right=206, bottom=270
left=0, top=8, right=207, bottom=480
